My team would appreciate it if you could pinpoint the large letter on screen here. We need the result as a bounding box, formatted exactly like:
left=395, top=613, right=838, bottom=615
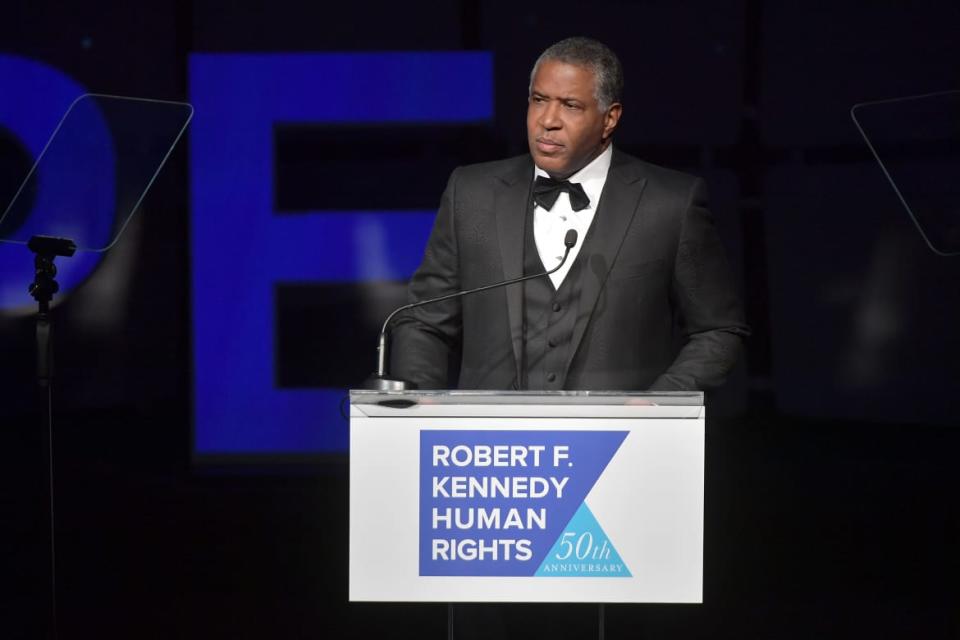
left=190, top=53, right=493, bottom=456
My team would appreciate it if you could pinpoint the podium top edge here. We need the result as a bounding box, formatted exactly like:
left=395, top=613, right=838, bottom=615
left=349, top=389, right=703, bottom=407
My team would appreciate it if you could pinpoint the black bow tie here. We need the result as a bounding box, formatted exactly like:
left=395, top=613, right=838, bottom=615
left=533, top=176, right=590, bottom=212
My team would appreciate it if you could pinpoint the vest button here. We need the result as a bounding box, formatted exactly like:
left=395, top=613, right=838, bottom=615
left=552, top=302, right=562, bottom=312
left=547, top=338, right=557, bottom=348
left=547, top=373, right=557, bottom=382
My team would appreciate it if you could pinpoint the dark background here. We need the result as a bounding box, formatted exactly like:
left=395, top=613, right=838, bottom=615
left=2, top=1, right=959, bottom=638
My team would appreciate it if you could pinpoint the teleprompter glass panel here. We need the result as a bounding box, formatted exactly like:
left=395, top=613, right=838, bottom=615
left=0, top=94, right=193, bottom=252
left=852, top=90, right=960, bottom=256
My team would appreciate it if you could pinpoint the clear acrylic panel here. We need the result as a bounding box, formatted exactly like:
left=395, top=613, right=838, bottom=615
left=851, top=90, right=960, bottom=256
left=0, top=94, right=193, bottom=252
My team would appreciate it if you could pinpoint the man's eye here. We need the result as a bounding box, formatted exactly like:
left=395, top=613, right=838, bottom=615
left=564, top=102, right=582, bottom=110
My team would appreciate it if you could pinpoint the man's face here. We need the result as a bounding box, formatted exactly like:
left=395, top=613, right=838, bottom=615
left=527, top=59, right=622, bottom=179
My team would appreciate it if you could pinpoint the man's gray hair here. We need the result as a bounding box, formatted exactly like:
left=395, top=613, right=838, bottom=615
left=529, top=37, right=624, bottom=112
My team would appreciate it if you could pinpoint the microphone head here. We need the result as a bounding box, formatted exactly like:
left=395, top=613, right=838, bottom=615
left=564, top=229, right=578, bottom=248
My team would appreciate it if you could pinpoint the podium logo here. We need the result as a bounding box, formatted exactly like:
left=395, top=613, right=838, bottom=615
left=534, top=502, right=631, bottom=577
left=419, top=430, right=630, bottom=577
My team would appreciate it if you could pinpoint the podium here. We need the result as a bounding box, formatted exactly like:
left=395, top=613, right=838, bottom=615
left=349, top=390, right=705, bottom=606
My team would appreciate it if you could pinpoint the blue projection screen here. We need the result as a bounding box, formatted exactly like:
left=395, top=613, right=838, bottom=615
left=190, top=52, right=493, bottom=458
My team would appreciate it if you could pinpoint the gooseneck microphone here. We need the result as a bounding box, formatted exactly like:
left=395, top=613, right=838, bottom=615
left=365, top=229, right=579, bottom=390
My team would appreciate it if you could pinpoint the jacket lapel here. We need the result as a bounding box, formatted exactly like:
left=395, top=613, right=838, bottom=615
left=493, top=157, right=533, bottom=385
left=562, top=150, right=648, bottom=382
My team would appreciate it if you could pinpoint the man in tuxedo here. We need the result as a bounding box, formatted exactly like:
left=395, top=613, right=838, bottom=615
left=392, top=36, right=748, bottom=393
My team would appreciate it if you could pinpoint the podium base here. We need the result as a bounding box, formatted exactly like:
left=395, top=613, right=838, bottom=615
left=446, top=603, right=606, bottom=640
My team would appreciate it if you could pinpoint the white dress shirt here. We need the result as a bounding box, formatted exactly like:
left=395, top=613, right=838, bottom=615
left=533, top=144, right=613, bottom=289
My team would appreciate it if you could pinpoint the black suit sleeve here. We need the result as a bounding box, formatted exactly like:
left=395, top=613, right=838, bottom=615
left=649, top=178, right=750, bottom=391
left=389, top=169, right=463, bottom=388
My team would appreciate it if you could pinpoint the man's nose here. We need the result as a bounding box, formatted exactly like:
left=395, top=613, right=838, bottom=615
left=539, top=101, right=561, bottom=129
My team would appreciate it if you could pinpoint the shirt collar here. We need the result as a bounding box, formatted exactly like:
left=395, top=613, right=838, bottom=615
left=534, top=144, right=613, bottom=212
left=533, top=143, right=613, bottom=183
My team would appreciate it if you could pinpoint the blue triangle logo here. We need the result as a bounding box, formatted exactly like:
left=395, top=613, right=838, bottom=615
left=534, top=503, right=632, bottom=577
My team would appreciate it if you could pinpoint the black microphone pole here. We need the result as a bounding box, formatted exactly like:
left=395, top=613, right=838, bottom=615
left=365, top=229, right=579, bottom=390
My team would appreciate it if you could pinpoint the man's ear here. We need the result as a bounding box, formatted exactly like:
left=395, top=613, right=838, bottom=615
left=602, top=103, right=623, bottom=141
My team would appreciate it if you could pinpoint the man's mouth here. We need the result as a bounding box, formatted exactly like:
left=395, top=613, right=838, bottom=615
left=535, top=137, right=564, bottom=153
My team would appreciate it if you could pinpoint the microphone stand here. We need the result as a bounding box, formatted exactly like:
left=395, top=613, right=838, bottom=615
left=26, top=235, right=76, bottom=640
left=365, top=229, right=578, bottom=391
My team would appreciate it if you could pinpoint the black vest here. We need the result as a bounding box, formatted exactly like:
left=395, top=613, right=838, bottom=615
left=520, top=201, right=588, bottom=390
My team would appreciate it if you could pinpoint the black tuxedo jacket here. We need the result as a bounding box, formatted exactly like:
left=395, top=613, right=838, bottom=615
left=391, top=149, right=749, bottom=391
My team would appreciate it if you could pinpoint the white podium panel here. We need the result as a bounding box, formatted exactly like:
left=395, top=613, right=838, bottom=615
left=349, top=391, right=704, bottom=603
